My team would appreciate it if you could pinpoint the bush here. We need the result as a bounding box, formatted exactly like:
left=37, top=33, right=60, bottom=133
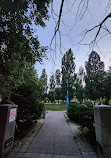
left=11, top=84, right=44, bottom=133
left=68, top=102, right=94, bottom=130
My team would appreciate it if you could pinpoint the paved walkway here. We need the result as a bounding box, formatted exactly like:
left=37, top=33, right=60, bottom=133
left=67, top=118, right=97, bottom=158
left=8, top=111, right=82, bottom=158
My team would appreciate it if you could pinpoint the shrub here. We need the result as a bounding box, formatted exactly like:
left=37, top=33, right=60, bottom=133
left=68, top=102, right=94, bottom=130
left=11, top=83, right=44, bottom=133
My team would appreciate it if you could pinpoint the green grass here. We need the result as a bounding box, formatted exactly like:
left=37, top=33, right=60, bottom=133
left=44, top=104, right=67, bottom=111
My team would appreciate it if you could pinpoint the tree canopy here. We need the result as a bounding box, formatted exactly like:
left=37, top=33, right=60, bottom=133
left=85, top=51, right=105, bottom=100
left=0, top=0, right=51, bottom=132
left=0, top=0, right=50, bottom=100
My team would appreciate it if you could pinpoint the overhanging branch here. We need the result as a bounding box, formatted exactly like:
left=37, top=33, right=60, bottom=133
left=50, top=0, right=65, bottom=46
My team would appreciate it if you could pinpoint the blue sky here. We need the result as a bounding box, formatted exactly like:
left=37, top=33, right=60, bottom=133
left=35, top=0, right=111, bottom=79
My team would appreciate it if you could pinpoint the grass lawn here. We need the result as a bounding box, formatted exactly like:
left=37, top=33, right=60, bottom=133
left=44, top=104, right=67, bottom=111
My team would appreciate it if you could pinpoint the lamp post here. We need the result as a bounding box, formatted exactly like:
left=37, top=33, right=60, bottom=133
left=67, top=91, right=69, bottom=112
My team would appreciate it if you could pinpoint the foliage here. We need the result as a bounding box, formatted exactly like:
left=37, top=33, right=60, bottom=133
left=75, top=83, right=84, bottom=103
left=55, top=69, right=61, bottom=87
left=48, top=74, right=55, bottom=102
left=49, top=74, right=55, bottom=92
left=0, top=0, right=50, bottom=100
left=40, top=68, right=48, bottom=99
left=102, top=71, right=111, bottom=104
left=68, top=102, right=94, bottom=130
left=85, top=51, right=105, bottom=100
left=10, top=77, right=44, bottom=132
left=61, top=48, right=76, bottom=101
left=47, top=91, right=55, bottom=103
left=0, top=0, right=50, bottom=135
left=75, top=66, right=85, bottom=103
left=55, top=87, right=62, bottom=100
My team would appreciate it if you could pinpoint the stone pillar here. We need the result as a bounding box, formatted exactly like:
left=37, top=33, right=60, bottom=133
left=94, top=105, right=111, bottom=158
left=0, top=104, right=18, bottom=158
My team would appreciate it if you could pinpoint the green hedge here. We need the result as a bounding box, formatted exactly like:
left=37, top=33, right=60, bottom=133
left=68, top=102, right=94, bottom=130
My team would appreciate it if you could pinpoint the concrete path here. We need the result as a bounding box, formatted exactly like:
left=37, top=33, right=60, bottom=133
left=8, top=111, right=82, bottom=158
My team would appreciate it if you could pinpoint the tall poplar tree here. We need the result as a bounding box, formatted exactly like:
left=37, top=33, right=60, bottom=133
left=75, top=66, right=85, bottom=103
left=40, top=69, right=48, bottom=95
left=55, top=69, right=61, bottom=87
left=61, top=49, right=76, bottom=101
left=48, top=74, right=55, bottom=102
left=55, top=69, right=61, bottom=100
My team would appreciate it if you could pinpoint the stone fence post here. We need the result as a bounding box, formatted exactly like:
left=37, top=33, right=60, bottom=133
left=0, top=104, right=18, bottom=158
left=94, top=105, right=111, bottom=158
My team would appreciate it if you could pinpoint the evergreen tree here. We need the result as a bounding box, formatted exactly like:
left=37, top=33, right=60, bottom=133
left=61, top=48, right=76, bottom=101
left=48, top=74, right=55, bottom=102
left=55, top=87, right=62, bottom=100
left=85, top=51, right=105, bottom=100
left=75, top=66, right=85, bottom=103
left=55, top=69, right=61, bottom=87
left=75, top=83, right=84, bottom=103
left=40, top=69, right=48, bottom=95
left=49, top=74, right=55, bottom=92
left=102, top=67, right=111, bottom=104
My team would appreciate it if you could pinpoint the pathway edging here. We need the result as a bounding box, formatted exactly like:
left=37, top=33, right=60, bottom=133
left=64, top=112, right=97, bottom=158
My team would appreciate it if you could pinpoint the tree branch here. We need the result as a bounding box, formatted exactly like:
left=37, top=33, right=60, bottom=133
left=50, top=0, right=65, bottom=46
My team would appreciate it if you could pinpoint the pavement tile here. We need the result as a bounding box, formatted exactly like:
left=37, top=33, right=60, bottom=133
left=23, top=153, right=32, bottom=157
left=24, top=153, right=39, bottom=158
left=19, top=146, right=28, bottom=153
left=7, top=152, right=17, bottom=158
left=88, top=152, right=97, bottom=157
left=82, top=152, right=89, bottom=156
left=88, top=152, right=96, bottom=155
left=81, top=147, right=93, bottom=152
left=60, top=156, right=82, bottom=158
left=52, top=155, right=61, bottom=158
left=82, top=152, right=97, bottom=158
left=15, top=153, right=25, bottom=158
left=37, top=154, right=53, bottom=158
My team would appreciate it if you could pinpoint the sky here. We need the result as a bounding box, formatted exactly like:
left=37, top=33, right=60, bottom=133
left=35, top=0, right=111, bottom=80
